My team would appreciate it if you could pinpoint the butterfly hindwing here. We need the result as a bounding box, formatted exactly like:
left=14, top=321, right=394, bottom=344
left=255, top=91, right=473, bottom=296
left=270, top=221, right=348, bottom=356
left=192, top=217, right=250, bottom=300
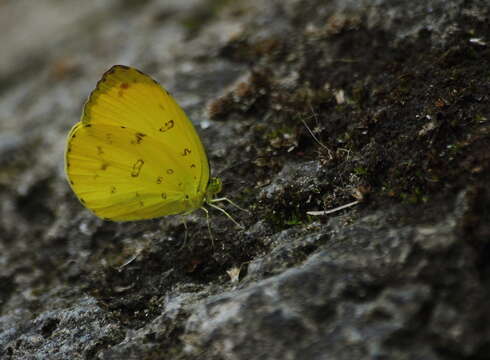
left=65, top=66, right=211, bottom=221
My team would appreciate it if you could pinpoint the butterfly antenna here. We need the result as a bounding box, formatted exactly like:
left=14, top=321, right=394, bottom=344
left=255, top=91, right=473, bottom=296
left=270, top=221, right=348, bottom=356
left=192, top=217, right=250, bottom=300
left=207, top=202, right=244, bottom=229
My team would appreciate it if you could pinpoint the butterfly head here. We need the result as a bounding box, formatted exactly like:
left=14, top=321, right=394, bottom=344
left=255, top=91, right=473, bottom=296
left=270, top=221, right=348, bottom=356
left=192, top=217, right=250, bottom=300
left=206, top=177, right=222, bottom=201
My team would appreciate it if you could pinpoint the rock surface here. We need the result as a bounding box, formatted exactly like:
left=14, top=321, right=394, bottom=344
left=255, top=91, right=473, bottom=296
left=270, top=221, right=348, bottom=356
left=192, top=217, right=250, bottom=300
left=1, top=0, right=490, bottom=359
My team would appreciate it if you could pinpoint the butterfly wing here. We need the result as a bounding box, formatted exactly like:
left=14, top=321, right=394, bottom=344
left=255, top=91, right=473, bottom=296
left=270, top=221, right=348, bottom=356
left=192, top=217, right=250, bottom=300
left=65, top=65, right=210, bottom=221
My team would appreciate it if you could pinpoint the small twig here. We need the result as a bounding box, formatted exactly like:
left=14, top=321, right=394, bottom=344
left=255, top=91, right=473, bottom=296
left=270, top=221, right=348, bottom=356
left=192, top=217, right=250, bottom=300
left=307, top=200, right=360, bottom=216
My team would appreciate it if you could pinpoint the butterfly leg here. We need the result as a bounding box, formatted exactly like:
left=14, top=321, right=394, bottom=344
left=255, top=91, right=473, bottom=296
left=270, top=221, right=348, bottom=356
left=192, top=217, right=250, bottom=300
left=210, top=197, right=250, bottom=213
left=178, top=216, right=189, bottom=251
left=200, top=207, right=215, bottom=247
left=207, top=202, right=244, bottom=229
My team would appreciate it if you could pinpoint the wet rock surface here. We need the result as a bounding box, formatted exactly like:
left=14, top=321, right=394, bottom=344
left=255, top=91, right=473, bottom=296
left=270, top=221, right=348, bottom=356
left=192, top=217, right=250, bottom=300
left=1, top=0, right=490, bottom=359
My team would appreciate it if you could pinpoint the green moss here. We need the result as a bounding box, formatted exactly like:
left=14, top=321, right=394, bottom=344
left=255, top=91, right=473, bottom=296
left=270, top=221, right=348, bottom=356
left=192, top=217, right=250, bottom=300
left=399, top=186, right=428, bottom=204
left=354, top=167, right=368, bottom=176
left=284, top=216, right=303, bottom=226
left=475, top=114, right=488, bottom=123
left=446, top=142, right=465, bottom=156
left=263, top=200, right=315, bottom=231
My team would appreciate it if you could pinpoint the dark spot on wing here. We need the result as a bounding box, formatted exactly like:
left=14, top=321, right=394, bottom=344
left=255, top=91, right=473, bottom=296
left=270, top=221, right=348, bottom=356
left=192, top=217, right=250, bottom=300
left=120, top=83, right=129, bottom=89
left=181, top=148, right=191, bottom=156
left=166, top=169, right=174, bottom=175
left=131, top=159, right=144, bottom=177
left=159, top=120, right=174, bottom=133
left=131, top=132, right=146, bottom=145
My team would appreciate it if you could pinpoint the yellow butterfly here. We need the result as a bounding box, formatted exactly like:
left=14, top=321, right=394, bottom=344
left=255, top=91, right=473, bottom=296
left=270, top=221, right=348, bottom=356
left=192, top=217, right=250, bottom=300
left=65, top=65, right=242, bottom=226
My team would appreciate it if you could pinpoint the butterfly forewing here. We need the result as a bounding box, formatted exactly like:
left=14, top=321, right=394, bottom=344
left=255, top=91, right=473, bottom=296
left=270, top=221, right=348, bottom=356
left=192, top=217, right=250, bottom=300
left=65, top=65, right=210, bottom=221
